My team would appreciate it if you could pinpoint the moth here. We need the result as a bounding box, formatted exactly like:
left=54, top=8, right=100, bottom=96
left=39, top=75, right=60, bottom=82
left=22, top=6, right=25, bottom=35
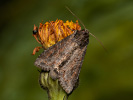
left=34, top=29, right=89, bottom=94
left=33, top=7, right=104, bottom=94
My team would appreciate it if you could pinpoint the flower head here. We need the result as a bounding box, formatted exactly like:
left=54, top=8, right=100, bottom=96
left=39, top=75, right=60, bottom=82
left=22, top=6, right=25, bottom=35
left=34, top=19, right=81, bottom=49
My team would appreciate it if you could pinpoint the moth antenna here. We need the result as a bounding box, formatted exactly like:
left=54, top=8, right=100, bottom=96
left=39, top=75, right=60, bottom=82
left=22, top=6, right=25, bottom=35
left=89, top=32, right=107, bottom=51
left=66, top=6, right=107, bottom=51
left=65, top=6, right=86, bottom=30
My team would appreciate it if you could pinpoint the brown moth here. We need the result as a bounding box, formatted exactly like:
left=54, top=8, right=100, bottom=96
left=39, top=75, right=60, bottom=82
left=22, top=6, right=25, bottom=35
left=34, top=29, right=89, bottom=94
left=34, top=7, right=104, bottom=94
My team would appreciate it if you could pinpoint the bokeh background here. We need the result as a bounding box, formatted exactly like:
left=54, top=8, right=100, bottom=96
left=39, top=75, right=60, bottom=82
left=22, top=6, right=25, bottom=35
left=0, top=0, right=133, bottom=100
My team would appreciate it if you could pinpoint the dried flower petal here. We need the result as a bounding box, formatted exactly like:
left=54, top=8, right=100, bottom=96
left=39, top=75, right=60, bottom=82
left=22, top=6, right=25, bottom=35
left=35, top=19, right=81, bottom=49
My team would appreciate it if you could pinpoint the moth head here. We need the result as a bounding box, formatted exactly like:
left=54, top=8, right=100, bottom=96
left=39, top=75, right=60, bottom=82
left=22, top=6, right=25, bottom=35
left=73, top=29, right=89, bottom=47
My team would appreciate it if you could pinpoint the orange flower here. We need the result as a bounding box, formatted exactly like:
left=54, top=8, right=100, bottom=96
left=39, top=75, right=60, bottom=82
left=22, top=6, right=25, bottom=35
left=32, top=19, right=81, bottom=55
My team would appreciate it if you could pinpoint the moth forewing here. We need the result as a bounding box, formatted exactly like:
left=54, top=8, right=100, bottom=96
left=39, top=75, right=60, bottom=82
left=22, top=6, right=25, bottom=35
left=34, top=30, right=89, bottom=94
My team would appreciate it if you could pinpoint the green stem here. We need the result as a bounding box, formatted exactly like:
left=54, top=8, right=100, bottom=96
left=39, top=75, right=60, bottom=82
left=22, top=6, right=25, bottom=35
left=39, top=72, right=68, bottom=100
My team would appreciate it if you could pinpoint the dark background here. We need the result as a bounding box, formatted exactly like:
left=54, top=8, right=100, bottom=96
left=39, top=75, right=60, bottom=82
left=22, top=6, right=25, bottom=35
left=0, top=0, right=133, bottom=100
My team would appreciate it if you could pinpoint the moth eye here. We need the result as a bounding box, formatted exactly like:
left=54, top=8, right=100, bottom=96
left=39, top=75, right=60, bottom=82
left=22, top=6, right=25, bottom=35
left=33, top=30, right=38, bottom=35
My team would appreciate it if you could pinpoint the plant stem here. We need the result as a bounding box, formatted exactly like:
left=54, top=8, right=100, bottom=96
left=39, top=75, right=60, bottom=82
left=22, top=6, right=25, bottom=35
left=39, top=72, right=68, bottom=100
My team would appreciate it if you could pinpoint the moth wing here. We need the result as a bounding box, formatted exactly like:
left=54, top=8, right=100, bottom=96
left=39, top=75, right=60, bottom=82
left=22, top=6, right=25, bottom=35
left=34, top=33, right=75, bottom=71
left=59, top=46, right=87, bottom=94
left=34, top=30, right=89, bottom=94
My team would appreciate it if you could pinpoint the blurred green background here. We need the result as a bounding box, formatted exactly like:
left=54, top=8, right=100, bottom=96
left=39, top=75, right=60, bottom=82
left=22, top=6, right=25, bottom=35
left=0, top=0, right=133, bottom=100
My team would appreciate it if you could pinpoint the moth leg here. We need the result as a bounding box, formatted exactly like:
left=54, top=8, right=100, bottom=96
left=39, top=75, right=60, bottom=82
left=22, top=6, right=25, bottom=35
left=32, top=46, right=43, bottom=55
